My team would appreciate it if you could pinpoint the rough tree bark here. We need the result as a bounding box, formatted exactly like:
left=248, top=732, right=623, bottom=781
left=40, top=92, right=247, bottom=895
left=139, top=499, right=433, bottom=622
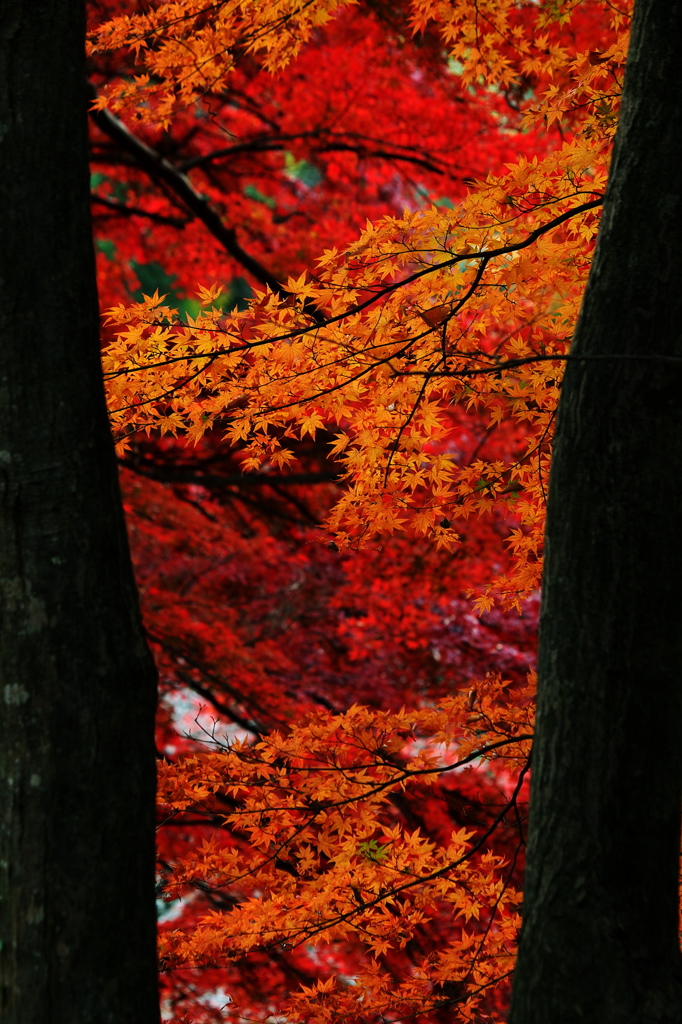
left=510, top=1, right=682, bottom=1021
left=0, top=2, right=160, bottom=1022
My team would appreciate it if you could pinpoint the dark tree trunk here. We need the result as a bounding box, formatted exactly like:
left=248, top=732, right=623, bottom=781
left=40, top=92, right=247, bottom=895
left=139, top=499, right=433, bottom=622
left=0, top=3, right=160, bottom=1022
left=509, top=2, right=682, bottom=1022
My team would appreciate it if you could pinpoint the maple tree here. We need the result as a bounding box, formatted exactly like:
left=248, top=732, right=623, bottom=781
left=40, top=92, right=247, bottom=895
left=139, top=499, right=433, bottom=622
left=81, top=0, right=682, bottom=1021
left=86, top=2, right=550, bottom=1019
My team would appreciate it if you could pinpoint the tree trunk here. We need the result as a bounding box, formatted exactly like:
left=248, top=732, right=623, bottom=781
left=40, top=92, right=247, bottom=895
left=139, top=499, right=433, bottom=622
left=0, top=3, right=160, bottom=1021
left=509, top=2, right=682, bottom=1021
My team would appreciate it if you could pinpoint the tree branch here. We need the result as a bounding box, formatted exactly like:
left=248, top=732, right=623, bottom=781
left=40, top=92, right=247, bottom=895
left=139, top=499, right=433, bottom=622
left=178, top=129, right=453, bottom=177
left=119, top=457, right=342, bottom=488
left=91, top=192, right=190, bottom=227
left=87, top=83, right=288, bottom=296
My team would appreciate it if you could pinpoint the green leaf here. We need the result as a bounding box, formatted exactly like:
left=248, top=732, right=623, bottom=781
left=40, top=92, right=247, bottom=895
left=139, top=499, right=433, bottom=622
left=358, top=839, right=389, bottom=863
left=243, top=184, right=276, bottom=209
left=284, top=152, right=322, bottom=187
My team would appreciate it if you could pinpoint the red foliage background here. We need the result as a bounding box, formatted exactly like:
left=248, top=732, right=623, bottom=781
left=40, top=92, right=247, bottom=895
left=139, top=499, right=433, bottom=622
left=84, top=0, right=609, bottom=1018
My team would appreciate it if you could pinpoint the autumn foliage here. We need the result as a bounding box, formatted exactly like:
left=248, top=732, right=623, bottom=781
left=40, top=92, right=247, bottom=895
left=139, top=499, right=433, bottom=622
left=86, top=1, right=631, bottom=1021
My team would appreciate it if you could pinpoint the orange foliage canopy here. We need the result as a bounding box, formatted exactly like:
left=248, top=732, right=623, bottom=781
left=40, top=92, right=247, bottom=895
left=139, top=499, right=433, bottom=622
left=97, top=0, right=627, bottom=608
left=158, top=679, right=533, bottom=1021
left=90, top=1, right=631, bottom=1021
